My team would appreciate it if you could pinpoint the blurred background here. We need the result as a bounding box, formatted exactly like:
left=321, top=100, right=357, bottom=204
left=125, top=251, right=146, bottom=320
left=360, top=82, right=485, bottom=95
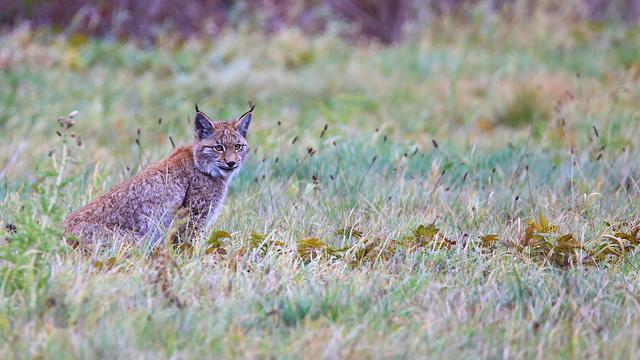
left=2, top=0, right=640, bottom=43
left=0, top=0, right=638, bottom=183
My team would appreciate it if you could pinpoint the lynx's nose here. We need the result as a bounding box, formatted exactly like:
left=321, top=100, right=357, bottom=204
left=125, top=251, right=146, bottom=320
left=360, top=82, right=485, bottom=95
left=226, top=161, right=236, bottom=168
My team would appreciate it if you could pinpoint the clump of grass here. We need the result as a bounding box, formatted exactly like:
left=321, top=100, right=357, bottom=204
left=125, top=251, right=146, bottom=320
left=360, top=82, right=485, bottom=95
left=612, top=29, right=640, bottom=69
left=495, top=87, right=550, bottom=128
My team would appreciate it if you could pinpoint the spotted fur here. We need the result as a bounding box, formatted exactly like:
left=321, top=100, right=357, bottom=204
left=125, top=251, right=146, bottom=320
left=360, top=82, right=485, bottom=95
left=63, top=106, right=253, bottom=246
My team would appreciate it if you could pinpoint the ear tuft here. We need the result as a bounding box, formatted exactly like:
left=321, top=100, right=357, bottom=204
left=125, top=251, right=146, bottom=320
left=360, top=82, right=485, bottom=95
left=235, top=103, right=254, bottom=138
left=195, top=112, right=213, bottom=140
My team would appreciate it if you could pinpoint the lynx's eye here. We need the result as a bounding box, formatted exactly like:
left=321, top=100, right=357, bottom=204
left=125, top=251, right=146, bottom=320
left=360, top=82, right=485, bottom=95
left=234, top=144, right=243, bottom=151
left=213, top=145, right=224, bottom=152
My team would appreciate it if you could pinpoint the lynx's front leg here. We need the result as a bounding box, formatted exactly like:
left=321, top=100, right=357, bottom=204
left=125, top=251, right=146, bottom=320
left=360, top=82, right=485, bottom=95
left=184, top=174, right=228, bottom=240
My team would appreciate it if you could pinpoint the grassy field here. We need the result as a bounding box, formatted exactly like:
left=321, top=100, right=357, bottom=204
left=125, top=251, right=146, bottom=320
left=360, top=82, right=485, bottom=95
left=1, top=12, right=640, bottom=359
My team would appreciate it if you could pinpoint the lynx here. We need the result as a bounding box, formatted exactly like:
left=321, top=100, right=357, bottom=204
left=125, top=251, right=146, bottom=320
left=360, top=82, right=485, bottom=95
left=63, top=104, right=254, bottom=246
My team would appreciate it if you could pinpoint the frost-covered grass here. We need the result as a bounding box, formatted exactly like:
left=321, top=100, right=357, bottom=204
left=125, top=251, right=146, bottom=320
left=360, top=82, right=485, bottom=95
left=0, top=14, right=639, bottom=359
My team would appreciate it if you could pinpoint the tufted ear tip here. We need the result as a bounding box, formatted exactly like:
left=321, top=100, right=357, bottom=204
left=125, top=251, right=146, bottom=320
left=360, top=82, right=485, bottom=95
left=235, top=103, right=254, bottom=138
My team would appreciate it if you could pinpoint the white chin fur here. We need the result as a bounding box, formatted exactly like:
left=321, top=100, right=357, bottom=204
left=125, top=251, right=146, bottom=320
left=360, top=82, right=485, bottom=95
left=207, top=165, right=238, bottom=180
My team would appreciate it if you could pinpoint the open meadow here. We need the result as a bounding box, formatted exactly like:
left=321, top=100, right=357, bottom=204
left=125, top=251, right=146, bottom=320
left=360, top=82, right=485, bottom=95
left=1, top=6, right=640, bottom=359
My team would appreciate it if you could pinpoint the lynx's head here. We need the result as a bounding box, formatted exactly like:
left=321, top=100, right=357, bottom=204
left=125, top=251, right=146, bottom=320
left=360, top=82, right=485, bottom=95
left=192, top=103, right=253, bottom=180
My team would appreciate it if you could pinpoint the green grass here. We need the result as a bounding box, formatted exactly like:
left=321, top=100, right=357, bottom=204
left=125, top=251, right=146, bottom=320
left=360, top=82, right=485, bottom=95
left=0, top=14, right=639, bottom=359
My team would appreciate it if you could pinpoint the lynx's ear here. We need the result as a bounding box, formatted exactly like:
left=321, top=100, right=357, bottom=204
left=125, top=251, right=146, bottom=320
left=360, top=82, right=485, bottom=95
left=194, top=111, right=214, bottom=140
left=235, top=102, right=255, bottom=138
